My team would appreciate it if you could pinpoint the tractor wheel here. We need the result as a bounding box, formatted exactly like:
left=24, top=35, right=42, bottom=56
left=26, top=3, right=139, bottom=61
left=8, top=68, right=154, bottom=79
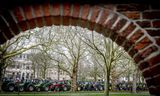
left=8, top=85, right=15, bottom=92
left=28, top=85, right=34, bottom=92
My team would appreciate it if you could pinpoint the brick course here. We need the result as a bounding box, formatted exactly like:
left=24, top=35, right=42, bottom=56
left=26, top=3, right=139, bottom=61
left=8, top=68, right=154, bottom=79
left=0, top=3, right=159, bottom=95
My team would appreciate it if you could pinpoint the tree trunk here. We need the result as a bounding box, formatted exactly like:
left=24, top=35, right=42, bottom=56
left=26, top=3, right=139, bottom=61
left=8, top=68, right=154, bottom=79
left=57, top=64, right=60, bottom=80
left=71, top=64, right=78, bottom=92
left=0, top=66, right=3, bottom=92
left=33, top=69, right=36, bottom=79
left=0, top=58, right=5, bottom=92
left=132, top=70, right=137, bottom=93
left=71, top=72, right=77, bottom=92
left=33, top=65, right=36, bottom=79
left=43, top=69, right=46, bottom=79
left=104, top=74, right=110, bottom=96
left=94, top=65, right=98, bottom=82
left=127, top=73, right=130, bottom=83
left=94, top=74, right=97, bottom=82
left=42, top=68, right=46, bottom=79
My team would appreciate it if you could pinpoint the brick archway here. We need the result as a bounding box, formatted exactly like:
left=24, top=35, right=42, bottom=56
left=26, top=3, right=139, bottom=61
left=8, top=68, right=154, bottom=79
left=0, top=3, right=160, bottom=95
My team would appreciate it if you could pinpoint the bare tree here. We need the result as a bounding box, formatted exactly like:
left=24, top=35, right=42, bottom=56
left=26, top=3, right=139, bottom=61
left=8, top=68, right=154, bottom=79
left=0, top=30, right=42, bottom=91
left=79, top=31, right=126, bottom=96
left=26, top=26, right=87, bottom=91
left=28, top=26, right=61, bottom=79
left=51, top=26, right=87, bottom=92
left=88, top=57, right=103, bottom=81
left=30, top=51, right=53, bottom=79
left=120, top=54, right=139, bottom=93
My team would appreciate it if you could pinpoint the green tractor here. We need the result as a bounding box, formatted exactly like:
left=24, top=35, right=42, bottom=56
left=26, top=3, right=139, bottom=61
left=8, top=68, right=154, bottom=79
left=23, top=80, right=35, bottom=92
left=1, top=78, right=15, bottom=92
left=34, top=79, right=53, bottom=92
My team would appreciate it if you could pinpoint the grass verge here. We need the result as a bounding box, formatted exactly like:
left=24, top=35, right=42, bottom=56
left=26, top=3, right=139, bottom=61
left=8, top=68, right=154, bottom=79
left=0, top=91, right=149, bottom=96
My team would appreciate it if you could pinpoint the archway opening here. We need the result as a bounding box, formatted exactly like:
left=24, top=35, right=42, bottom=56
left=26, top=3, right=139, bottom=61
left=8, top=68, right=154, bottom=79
left=1, top=25, right=148, bottom=95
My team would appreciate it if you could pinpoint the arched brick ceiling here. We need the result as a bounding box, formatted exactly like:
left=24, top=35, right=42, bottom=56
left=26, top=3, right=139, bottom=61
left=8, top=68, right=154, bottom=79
left=0, top=2, right=160, bottom=95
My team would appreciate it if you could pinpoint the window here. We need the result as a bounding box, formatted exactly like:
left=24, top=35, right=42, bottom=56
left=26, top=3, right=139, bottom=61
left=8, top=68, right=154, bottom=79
left=9, top=65, right=15, bottom=68
left=26, top=66, right=30, bottom=70
left=22, top=73, right=25, bottom=77
left=26, top=73, right=29, bottom=79
left=20, top=54, right=22, bottom=59
left=17, top=65, right=20, bottom=69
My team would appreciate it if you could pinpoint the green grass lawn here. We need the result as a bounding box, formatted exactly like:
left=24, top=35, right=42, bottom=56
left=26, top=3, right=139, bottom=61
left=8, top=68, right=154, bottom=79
left=0, top=91, right=149, bottom=96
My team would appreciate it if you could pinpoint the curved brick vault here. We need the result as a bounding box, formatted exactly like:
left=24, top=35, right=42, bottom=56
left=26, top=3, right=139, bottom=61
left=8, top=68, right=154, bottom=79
left=0, top=2, right=160, bottom=95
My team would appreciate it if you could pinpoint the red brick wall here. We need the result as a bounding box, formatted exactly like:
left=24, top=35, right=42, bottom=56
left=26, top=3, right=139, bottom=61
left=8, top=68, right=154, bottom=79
left=116, top=4, right=160, bottom=45
left=116, top=4, right=160, bottom=95
left=0, top=3, right=160, bottom=95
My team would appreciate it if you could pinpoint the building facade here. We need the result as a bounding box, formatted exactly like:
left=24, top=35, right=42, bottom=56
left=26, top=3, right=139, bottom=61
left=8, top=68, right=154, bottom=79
left=5, top=54, right=33, bottom=80
left=5, top=53, right=70, bottom=80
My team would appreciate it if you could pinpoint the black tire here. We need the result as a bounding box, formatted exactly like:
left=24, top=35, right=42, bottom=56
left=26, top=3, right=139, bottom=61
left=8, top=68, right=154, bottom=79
left=36, top=87, right=41, bottom=92
left=55, top=86, right=60, bottom=91
left=28, top=85, right=34, bottom=92
left=99, top=86, right=103, bottom=91
left=77, top=87, right=81, bottom=91
left=19, top=87, right=24, bottom=92
left=44, top=86, right=49, bottom=91
left=95, top=87, right=98, bottom=91
left=8, top=85, right=15, bottom=92
left=63, top=86, right=67, bottom=91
